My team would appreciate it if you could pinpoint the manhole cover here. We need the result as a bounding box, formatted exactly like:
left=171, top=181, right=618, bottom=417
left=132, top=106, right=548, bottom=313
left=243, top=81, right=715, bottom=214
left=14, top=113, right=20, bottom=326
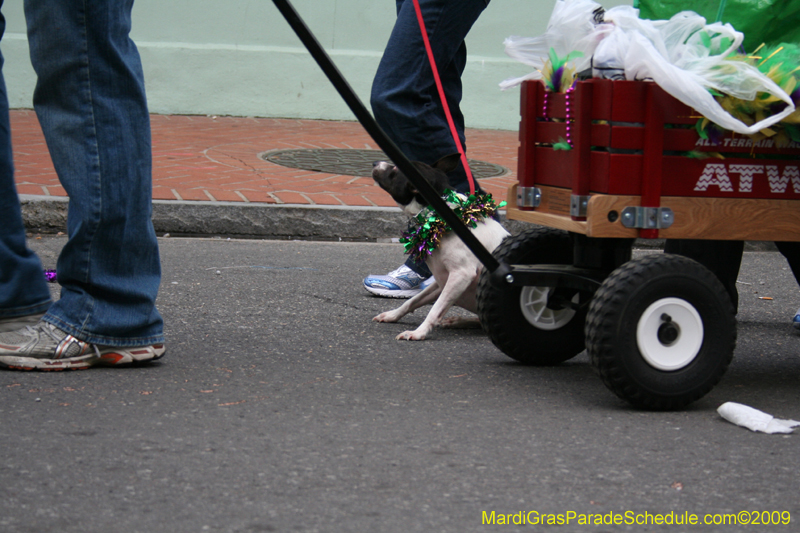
left=260, top=148, right=509, bottom=179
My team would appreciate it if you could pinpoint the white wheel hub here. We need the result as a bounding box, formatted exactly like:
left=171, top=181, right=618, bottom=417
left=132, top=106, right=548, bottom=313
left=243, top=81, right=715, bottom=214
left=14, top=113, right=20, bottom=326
left=637, top=297, right=703, bottom=371
left=520, top=286, right=578, bottom=331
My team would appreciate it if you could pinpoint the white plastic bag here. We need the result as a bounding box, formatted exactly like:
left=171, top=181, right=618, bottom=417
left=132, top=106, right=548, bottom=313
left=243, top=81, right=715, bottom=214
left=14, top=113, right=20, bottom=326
left=718, top=402, right=800, bottom=434
left=500, top=0, right=612, bottom=89
left=601, top=7, right=795, bottom=135
left=501, top=4, right=796, bottom=135
left=591, top=20, right=628, bottom=79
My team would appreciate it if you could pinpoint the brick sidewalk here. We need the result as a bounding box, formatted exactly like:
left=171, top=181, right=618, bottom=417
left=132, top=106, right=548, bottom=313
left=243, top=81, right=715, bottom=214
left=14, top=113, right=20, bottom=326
left=11, top=110, right=519, bottom=208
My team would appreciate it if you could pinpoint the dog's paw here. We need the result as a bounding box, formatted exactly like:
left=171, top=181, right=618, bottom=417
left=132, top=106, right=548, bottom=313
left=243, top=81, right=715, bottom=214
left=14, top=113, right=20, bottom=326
left=439, top=316, right=481, bottom=329
left=373, top=311, right=400, bottom=323
left=396, top=330, right=427, bottom=341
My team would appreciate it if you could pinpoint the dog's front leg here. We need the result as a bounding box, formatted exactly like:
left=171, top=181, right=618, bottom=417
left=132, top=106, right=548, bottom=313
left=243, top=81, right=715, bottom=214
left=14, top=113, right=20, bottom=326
left=396, top=272, right=474, bottom=341
left=373, top=280, right=441, bottom=324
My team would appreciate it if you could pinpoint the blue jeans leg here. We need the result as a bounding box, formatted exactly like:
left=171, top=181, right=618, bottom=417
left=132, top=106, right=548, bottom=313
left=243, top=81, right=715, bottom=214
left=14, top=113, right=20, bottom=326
left=374, top=0, right=489, bottom=277
left=371, top=0, right=490, bottom=194
left=24, top=0, right=164, bottom=345
left=0, top=7, right=53, bottom=318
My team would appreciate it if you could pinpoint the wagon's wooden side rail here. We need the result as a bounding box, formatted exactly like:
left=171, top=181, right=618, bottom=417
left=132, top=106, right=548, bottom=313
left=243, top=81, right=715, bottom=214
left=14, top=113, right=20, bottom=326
left=506, top=183, right=800, bottom=241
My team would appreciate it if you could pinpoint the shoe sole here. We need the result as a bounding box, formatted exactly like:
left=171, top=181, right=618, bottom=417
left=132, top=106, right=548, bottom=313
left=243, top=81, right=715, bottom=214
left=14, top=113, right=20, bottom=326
left=0, top=353, right=97, bottom=371
left=97, top=344, right=167, bottom=366
left=364, top=285, right=420, bottom=299
left=0, top=344, right=166, bottom=371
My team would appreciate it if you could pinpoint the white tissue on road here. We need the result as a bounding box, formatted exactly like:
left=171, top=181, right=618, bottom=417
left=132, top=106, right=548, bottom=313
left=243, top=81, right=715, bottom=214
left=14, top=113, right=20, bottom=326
left=717, top=402, right=800, bottom=434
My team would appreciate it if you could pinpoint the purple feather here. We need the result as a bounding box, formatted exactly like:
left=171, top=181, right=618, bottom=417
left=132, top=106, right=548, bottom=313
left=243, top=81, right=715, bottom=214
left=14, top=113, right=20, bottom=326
left=551, top=65, right=564, bottom=93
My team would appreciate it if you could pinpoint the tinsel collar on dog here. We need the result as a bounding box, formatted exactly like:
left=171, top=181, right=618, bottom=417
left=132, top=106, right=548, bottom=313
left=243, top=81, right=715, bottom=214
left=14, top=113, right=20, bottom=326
left=401, top=189, right=506, bottom=262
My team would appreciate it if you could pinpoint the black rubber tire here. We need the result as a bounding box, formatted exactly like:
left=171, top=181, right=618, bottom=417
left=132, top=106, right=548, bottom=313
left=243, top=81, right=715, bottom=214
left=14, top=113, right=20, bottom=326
left=585, top=254, right=736, bottom=411
left=477, top=227, right=588, bottom=365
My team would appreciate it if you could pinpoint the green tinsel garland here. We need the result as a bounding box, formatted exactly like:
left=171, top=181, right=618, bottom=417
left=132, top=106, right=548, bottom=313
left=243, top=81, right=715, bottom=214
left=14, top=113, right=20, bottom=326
left=400, top=189, right=506, bottom=262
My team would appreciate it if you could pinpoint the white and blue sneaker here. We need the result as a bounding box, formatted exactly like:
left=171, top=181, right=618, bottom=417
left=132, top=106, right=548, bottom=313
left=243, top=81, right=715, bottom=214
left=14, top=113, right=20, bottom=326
left=793, top=307, right=800, bottom=330
left=364, top=264, right=434, bottom=298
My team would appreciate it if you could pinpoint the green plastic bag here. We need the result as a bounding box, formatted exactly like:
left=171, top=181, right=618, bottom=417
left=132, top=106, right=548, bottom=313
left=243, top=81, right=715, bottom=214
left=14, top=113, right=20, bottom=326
left=635, top=0, right=800, bottom=50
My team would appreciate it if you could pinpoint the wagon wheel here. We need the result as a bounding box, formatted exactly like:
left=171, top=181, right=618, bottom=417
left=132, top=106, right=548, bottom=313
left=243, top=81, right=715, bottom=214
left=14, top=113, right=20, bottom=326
left=585, top=254, right=736, bottom=410
left=477, top=227, right=589, bottom=365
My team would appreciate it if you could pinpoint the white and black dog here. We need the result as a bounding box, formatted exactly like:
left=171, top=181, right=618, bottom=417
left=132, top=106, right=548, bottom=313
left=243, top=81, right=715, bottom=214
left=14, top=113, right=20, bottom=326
left=371, top=154, right=509, bottom=340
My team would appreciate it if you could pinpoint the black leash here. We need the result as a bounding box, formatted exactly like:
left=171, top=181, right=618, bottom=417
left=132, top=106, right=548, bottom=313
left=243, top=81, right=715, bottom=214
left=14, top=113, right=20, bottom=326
left=271, top=0, right=502, bottom=274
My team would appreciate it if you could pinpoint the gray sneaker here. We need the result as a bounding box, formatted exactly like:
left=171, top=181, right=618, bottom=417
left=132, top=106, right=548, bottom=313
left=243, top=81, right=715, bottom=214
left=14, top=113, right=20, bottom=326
left=0, top=321, right=165, bottom=371
left=0, top=312, right=46, bottom=333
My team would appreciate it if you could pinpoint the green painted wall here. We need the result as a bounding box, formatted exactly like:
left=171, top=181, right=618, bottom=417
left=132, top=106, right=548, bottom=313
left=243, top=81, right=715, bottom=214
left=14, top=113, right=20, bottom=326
left=1, top=0, right=630, bottom=131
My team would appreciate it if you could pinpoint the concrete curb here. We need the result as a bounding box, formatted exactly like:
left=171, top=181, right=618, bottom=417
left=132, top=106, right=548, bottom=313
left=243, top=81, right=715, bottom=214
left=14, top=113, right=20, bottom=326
left=19, top=195, right=409, bottom=241
left=150, top=200, right=410, bottom=241
left=20, top=195, right=538, bottom=242
left=19, top=195, right=778, bottom=251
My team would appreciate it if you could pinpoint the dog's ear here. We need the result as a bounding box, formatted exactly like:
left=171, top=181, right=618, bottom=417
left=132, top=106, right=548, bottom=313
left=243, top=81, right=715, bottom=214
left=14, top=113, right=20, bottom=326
left=432, top=153, right=462, bottom=174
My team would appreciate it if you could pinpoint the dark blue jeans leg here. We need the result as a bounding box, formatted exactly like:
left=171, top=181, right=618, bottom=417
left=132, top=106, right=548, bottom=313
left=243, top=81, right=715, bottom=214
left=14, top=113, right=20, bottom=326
left=0, top=4, right=53, bottom=318
left=374, top=0, right=490, bottom=276
left=775, top=241, right=800, bottom=285
left=372, top=0, right=489, bottom=195
left=24, top=0, right=164, bottom=345
left=664, top=239, right=743, bottom=311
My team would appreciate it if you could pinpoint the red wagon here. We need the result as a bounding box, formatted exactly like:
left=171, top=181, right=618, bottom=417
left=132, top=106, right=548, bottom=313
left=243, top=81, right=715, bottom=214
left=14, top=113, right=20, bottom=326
left=273, top=0, right=799, bottom=410
left=476, top=79, right=800, bottom=410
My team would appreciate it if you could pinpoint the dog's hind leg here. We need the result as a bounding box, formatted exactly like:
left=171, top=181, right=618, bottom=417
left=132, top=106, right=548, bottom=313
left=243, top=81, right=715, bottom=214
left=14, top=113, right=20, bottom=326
left=373, top=280, right=441, bottom=324
left=439, top=316, right=481, bottom=329
left=396, top=272, right=474, bottom=340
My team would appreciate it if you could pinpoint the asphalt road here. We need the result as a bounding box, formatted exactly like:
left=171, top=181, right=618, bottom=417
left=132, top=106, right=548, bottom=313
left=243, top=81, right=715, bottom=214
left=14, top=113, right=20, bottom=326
left=1, top=235, right=799, bottom=533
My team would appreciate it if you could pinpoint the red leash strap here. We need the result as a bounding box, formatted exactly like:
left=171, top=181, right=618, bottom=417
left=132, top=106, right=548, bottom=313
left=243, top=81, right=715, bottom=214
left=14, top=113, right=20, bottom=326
left=411, top=0, right=476, bottom=195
